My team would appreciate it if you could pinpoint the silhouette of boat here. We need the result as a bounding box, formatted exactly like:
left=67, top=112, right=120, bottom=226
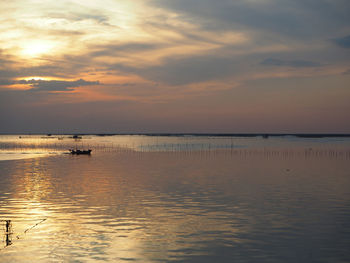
left=69, top=149, right=92, bottom=155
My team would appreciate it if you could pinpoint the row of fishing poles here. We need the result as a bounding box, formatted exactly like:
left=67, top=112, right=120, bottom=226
left=1, top=142, right=350, bottom=159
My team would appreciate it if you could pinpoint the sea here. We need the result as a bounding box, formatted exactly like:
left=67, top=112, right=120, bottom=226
left=0, top=134, right=350, bottom=262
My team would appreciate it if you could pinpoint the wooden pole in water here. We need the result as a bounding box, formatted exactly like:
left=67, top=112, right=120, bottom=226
left=5, top=220, right=10, bottom=233
left=5, top=220, right=12, bottom=246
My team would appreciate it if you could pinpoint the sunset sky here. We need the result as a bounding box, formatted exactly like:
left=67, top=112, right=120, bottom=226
left=1, top=0, right=350, bottom=133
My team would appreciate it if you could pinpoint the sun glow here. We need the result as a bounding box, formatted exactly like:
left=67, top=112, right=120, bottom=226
left=21, top=40, right=55, bottom=57
left=21, top=76, right=52, bottom=81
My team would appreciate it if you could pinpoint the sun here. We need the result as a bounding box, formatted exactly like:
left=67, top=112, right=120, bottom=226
left=21, top=40, right=55, bottom=57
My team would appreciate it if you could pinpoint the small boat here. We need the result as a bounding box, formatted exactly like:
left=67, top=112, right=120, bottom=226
left=69, top=149, right=92, bottom=155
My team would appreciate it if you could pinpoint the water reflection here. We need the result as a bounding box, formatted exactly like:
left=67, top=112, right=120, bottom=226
left=0, top=149, right=350, bottom=262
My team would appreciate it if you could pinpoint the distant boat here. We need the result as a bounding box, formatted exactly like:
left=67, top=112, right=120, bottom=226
left=69, top=149, right=92, bottom=155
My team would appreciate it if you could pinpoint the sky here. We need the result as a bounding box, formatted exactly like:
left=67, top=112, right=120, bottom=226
left=0, top=0, right=350, bottom=133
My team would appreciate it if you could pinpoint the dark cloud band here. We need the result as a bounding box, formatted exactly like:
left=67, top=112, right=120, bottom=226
left=18, top=78, right=100, bottom=91
left=261, top=58, right=322, bottom=68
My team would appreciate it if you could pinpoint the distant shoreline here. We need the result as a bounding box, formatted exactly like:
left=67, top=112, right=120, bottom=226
left=1, top=133, right=350, bottom=138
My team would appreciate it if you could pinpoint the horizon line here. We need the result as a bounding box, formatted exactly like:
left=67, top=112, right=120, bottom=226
left=1, top=133, right=350, bottom=138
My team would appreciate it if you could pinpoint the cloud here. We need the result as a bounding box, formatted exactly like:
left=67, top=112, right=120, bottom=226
left=152, top=0, right=350, bottom=38
left=18, top=79, right=100, bottom=91
left=334, top=35, right=350, bottom=48
left=0, top=70, right=18, bottom=79
left=140, top=55, right=239, bottom=85
left=0, top=50, right=15, bottom=67
left=48, top=11, right=112, bottom=26
left=261, top=58, right=322, bottom=68
left=0, top=63, right=92, bottom=82
left=1, top=0, right=347, bottom=89
left=0, top=79, right=13, bottom=85
left=89, top=43, right=162, bottom=57
left=107, top=51, right=241, bottom=86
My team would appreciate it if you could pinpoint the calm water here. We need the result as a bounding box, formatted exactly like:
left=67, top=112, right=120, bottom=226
left=1, top=135, right=350, bottom=262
